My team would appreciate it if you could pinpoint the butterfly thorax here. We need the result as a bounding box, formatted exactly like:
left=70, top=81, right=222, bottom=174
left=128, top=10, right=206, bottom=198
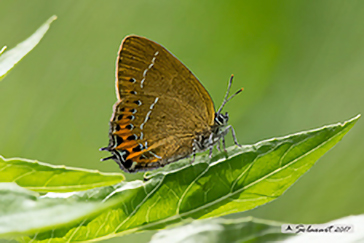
left=193, top=112, right=229, bottom=152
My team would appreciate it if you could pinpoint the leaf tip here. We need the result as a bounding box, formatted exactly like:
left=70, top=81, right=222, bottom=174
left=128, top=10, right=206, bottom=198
left=48, top=15, right=58, bottom=23
left=343, top=114, right=361, bottom=127
left=0, top=46, right=7, bottom=55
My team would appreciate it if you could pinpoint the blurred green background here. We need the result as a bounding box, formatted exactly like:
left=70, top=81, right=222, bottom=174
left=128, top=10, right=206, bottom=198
left=1, top=0, right=363, bottom=242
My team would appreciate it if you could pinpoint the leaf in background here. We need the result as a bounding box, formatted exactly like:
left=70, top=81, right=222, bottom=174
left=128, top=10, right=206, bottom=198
left=0, top=15, right=57, bottom=80
left=0, top=182, right=117, bottom=238
left=13, top=115, right=359, bottom=242
left=149, top=217, right=290, bottom=243
left=0, top=156, right=124, bottom=192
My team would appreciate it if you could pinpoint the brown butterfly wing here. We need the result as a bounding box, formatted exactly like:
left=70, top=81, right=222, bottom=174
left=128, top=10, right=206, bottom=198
left=108, top=35, right=215, bottom=172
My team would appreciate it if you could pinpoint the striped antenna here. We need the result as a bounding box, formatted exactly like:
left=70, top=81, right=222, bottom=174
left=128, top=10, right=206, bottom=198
left=217, top=75, right=243, bottom=114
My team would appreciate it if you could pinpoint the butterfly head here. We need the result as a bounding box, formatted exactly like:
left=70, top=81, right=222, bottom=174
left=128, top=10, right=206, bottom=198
left=215, top=112, right=229, bottom=126
left=216, top=75, right=243, bottom=124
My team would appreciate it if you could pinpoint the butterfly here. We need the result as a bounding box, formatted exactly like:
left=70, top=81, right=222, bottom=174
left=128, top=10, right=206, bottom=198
left=100, top=35, right=242, bottom=173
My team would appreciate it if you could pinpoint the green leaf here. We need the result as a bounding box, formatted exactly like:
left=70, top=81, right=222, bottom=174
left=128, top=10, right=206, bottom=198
left=6, top=115, right=360, bottom=242
left=149, top=217, right=290, bottom=243
left=0, top=182, right=116, bottom=238
left=0, top=156, right=124, bottom=193
left=0, top=15, right=57, bottom=80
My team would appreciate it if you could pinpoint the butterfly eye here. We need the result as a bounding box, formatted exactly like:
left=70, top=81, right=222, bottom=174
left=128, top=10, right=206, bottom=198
left=216, top=115, right=223, bottom=124
left=215, top=113, right=228, bottom=125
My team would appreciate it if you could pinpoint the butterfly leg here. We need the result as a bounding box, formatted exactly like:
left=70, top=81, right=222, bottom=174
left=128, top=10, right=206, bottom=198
left=224, top=125, right=241, bottom=147
left=221, top=136, right=227, bottom=153
left=208, top=132, right=214, bottom=158
left=209, top=147, right=213, bottom=158
left=216, top=141, right=221, bottom=152
left=190, top=144, right=196, bottom=164
left=191, top=153, right=196, bottom=164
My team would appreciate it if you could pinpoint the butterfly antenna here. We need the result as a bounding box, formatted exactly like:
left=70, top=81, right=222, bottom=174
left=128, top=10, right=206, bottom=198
left=217, top=75, right=243, bottom=114
left=217, top=75, right=233, bottom=114
left=226, top=87, right=244, bottom=104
